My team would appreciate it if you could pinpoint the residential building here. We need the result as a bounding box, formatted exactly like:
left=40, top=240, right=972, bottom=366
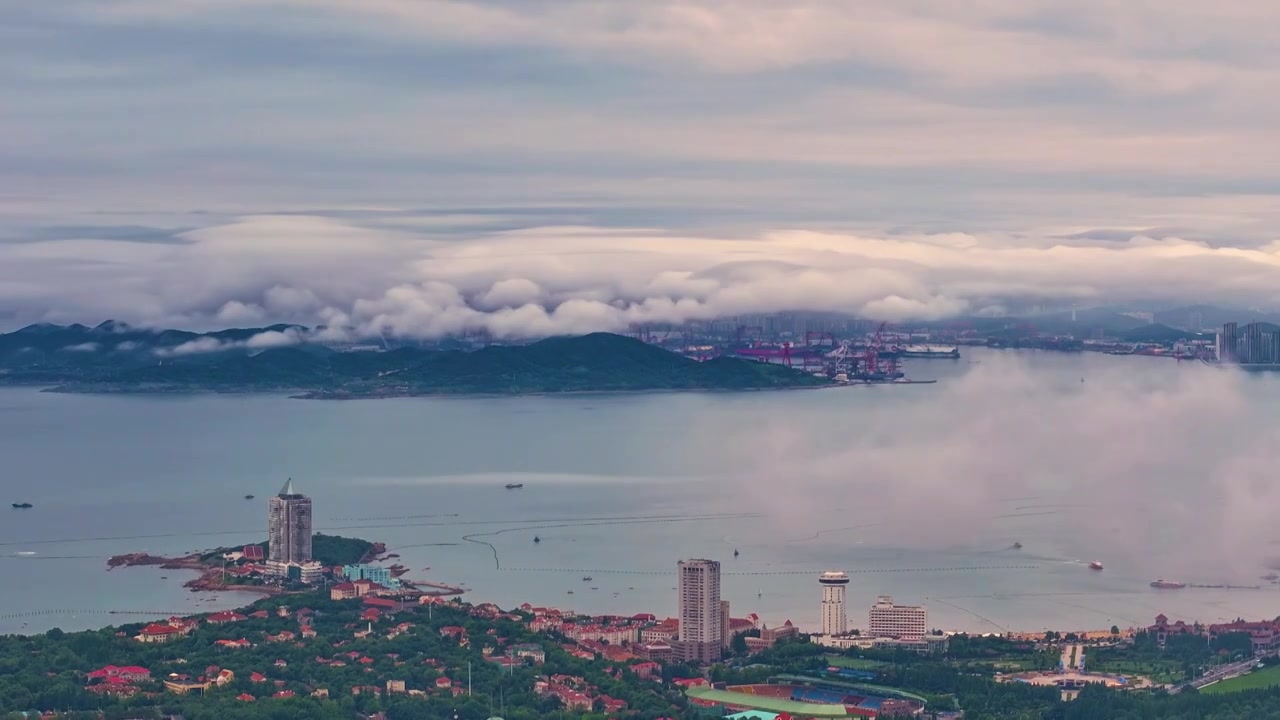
left=868, top=595, right=927, bottom=640
left=386, top=680, right=406, bottom=694
left=267, top=478, right=312, bottom=569
left=819, top=570, right=849, bottom=636
left=87, top=666, right=151, bottom=683
left=136, top=621, right=191, bottom=643
left=745, top=620, right=800, bottom=652
left=207, top=611, right=246, bottom=625
left=512, top=643, right=546, bottom=664
left=675, top=558, right=722, bottom=663
left=331, top=582, right=359, bottom=600
left=343, top=564, right=399, bottom=588
left=164, top=679, right=211, bottom=694
left=720, top=600, right=732, bottom=649
left=812, top=633, right=948, bottom=654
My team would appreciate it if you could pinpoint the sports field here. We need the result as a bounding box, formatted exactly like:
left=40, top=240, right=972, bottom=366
left=684, top=686, right=850, bottom=717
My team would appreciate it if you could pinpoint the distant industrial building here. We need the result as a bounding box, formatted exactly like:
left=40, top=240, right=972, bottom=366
left=818, top=571, right=849, bottom=636
left=868, top=595, right=927, bottom=640
left=675, top=559, right=722, bottom=663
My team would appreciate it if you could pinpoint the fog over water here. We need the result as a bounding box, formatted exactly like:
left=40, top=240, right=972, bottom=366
left=1, top=348, right=1278, bottom=636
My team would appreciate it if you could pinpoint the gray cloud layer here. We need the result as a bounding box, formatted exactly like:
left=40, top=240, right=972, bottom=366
left=3, top=213, right=1280, bottom=337
left=3, top=2, right=1280, bottom=328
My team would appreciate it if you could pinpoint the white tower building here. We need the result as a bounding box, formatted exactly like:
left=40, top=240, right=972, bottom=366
left=819, top=571, right=849, bottom=636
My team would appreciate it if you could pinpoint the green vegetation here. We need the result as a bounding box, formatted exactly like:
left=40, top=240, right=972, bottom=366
left=306, top=534, right=375, bottom=566
left=7, top=593, right=1280, bottom=720
left=0, top=592, right=684, bottom=720
left=0, top=324, right=828, bottom=396
left=826, top=656, right=888, bottom=670
left=1201, top=664, right=1280, bottom=694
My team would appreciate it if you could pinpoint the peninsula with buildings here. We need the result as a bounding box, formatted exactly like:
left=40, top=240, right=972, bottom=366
left=106, top=479, right=457, bottom=600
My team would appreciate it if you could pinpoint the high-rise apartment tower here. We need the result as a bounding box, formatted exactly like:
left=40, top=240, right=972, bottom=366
left=676, top=559, right=722, bottom=663
left=268, top=478, right=313, bottom=565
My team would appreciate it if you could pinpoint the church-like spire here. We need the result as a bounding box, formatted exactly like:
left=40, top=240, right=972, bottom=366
left=279, top=477, right=297, bottom=496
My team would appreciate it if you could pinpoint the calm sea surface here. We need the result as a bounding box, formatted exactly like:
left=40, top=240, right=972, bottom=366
left=2, top=348, right=1279, bottom=636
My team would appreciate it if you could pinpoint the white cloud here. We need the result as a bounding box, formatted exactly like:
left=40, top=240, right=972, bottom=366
left=161, top=337, right=226, bottom=356
left=3, top=214, right=1278, bottom=337
left=727, top=353, right=1280, bottom=580
left=61, top=342, right=99, bottom=352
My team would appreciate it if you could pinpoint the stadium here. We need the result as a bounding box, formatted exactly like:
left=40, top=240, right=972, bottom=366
left=684, top=673, right=927, bottom=718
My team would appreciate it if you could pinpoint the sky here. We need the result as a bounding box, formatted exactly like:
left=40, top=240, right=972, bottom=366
left=4, top=0, right=1280, bottom=336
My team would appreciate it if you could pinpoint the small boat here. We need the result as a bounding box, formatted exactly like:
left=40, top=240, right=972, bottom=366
left=582, top=576, right=592, bottom=582
left=11, top=502, right=32, bottom=509
left=1089, top=561, right=1103, bottom=571
left=533, top=536, right=541, bottom=544
left=504, top=483, right=524, bottom=490
left=1012, top=542, right=1022, bottom=550
left=567, top=590, right=574, bottom=595
left=1151, top=579, right=1186, bottom=589
left=733, top=549, right=739, bottom=557
left=244, top=494, right=255, bottom=500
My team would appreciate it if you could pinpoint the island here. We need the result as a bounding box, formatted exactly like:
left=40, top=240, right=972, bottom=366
left=108, top=534, right=390, bottom=596
left=0, top=323, right=829, bottom=397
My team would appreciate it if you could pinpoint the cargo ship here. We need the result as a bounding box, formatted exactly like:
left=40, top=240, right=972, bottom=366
left=1150, top=579, right=1185, bottom=589
left=1089, top=561, right=1103, bottom=570
left=892, top=344, right=961, bottom=359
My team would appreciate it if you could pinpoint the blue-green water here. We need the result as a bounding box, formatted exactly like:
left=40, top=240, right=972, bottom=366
left=2, top=348, right=1278, bottom=636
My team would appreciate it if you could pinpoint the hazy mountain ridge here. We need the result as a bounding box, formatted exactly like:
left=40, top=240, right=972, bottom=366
left=0, top=324, right=826, bottom=397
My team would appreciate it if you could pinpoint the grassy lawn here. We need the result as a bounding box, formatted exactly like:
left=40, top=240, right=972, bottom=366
left=1201, top=664, right=1280, bottom=694
left=1092, top=659, right=1183, bottom=684
left=827, top=656, right=890, bottom=670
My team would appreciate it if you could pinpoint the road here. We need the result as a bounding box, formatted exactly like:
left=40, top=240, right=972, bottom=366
left=1060, top=644, right=1085, bottom=672
left=1171, top=657, right=1262, bottom=694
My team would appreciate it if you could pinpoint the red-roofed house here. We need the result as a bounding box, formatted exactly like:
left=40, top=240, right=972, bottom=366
left=274, top=690, right=296, bottom=698
left=250, top=672, right=267, bottom=683
left=136, top=623, right=186, bottom=643
left=435, top=677, right=453, bottom=690
left=363, top=596, right=399, bottom=610
left=628, top=661, right=661, bottom=679
left=215, top=638, right=252, bottom=649
left=87, top=665, right=150, bottom=683
left=207, top=611, right=247, bottom=624
left=600, top=695, right=627, bottom=713
left=237, top=693, right=255, bottom=702
left=249, top=610, right=269, bottom=619
left=331, top=582, right=358, bottom=601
